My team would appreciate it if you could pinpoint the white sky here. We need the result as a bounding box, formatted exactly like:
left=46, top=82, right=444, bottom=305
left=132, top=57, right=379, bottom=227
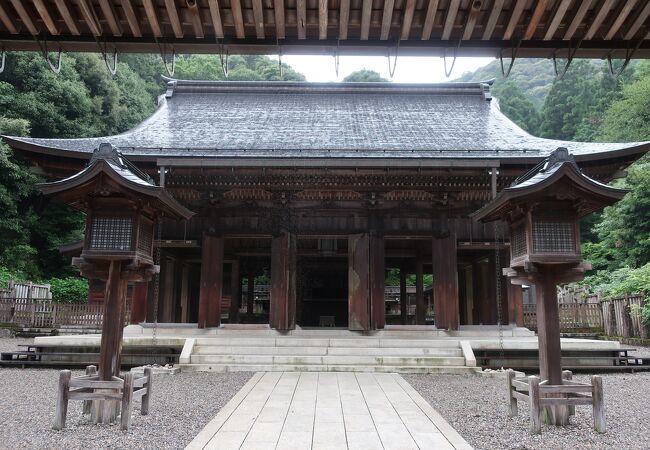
left=277, top=55, right=495, bottom=82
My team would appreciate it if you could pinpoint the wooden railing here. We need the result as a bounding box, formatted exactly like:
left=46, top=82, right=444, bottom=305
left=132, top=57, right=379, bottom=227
left=0, top=298, right=130, bottom=329
left=524, top=303, right=603, bottom=331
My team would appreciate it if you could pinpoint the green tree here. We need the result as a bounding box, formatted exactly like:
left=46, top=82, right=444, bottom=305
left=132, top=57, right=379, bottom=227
left=598, top=74, right=650, bottom=142
left=343, top=69, right=388, bottom=82
left=492, top=81, right=540, bottom=134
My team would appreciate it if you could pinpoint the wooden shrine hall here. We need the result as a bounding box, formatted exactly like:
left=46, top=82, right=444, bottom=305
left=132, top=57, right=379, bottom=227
left=5, top=79, right=649, bottom=331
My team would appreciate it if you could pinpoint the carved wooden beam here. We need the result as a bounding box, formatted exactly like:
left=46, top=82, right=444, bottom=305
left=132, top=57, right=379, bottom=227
left=401, top=0, right=416, bottom=40
left=33, top=0, right=59, bottom=36
left=120, top=0, right=141, bottom=37
left=482, top=0, right=503, bottom=40
left=10, top=0, right=38, bottom=35
left=99, top=0, right=123, bottom=36
left=339, top=0, right=350, bottom=40
left=360, top=0, right=372, bottom=40
left=380, top=0, right=394, bottom=40
left=421, top=0, right=440, bottom=40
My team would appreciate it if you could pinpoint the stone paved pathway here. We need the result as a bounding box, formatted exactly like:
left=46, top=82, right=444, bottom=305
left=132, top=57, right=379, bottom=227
left=187, top=372, right=472, bottom=450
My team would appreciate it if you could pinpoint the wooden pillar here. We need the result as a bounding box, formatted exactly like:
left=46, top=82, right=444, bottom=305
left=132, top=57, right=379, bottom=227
left=485, top=254, right=498, bottom=324
left=198, top=234, right=224, bottom=328
left=270, top=233, right=296, bottom=330
left=246, top=270, right=254, bottom=321
left=179, top=263, right=190, bottom=323
left=508, top=281, right=524, bottom=326
left=349, top=233, right=385, bottom=331
left=432, top=233, right=459, bottom=330
left=415, top=257, right=425, bottom=325
left=369, top=234, right=385, bottom=330
left=471, top=261, right=480, bottom=324
left=399, top=266, right=408, bottom=325
left=130, top=282, right=148, bottom=324
left=229, top=260, right=241, bottom=324
left=536, top=270, right=569, bottom=425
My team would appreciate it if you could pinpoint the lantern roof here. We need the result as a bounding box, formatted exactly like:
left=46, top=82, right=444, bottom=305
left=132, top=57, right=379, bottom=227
left=39, top=143, right=193, bottom=220
left=472, top=147, right=629, bottom=223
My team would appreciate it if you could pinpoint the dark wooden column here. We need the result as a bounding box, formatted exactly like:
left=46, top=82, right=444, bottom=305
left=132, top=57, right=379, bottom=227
left=432, top=233, right=459, bottom=330
left=270, top=232, right=297, bottom=330
left=99, top=261, right=127, bottom=380
left=198, top=234, right=224, bottom=328
left=246, top=270, right=254, bottom=321
left=415, top=257, right=425, bottom=325
left=508, top=281, right=524, bottom=326
left=349, top=233, right=385, bottom=331
left=399, top=266, right=408, bottom=325
left=130, top=282, right=148, bottom=324
left=229, top=260, right=241, bottom=324
left=369, top=234, right=385, bottom=330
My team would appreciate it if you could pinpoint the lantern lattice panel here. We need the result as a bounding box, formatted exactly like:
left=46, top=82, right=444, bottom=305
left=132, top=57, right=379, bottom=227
left=532, top=220, right=575, bottom=253
left=89, top=216, right=132, bottom=251
left=511, top=225, right=527, bottom=257
left=138, top=219, right=153, bottom=254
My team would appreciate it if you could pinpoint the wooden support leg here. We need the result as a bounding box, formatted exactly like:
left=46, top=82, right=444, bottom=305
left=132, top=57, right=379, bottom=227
left=198, top=234, right=224, bottom=328
left=506, top=369, right=518, bottom=417
left=130, top=283, right=148, bottom=324
left=141, top=367, right=153, bottom=415
left=399, top=267, right=408, bottom=325
left=562, top=370, right=575, bottom=416
left=82, top=365, right=97, bottom=415
left=120, top=372, right=134, bottom=431
left=529, top=376, right=541, bottom=435
left=53, top=370, right=71, bottom=430
left=508, top=281, right=524, bottom=327
left=592, top=375, right=606, bottom=433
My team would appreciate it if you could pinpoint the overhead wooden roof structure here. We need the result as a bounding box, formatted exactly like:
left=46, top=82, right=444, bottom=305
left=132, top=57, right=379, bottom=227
left=1, top=0, right=650, bottom=59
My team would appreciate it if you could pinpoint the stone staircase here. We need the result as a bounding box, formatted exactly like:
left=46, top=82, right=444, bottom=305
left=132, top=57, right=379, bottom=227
left=178, top=333, right=480, bottom=374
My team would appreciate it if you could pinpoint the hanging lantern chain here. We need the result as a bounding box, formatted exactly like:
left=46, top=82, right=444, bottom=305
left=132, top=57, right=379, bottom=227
left=494, top=220, right=505, bottom=359
left=151, top=216, right=163, bottom=346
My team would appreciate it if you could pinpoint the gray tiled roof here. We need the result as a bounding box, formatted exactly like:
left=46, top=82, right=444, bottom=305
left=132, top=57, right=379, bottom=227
left=4, top=80, right=649, bottom=161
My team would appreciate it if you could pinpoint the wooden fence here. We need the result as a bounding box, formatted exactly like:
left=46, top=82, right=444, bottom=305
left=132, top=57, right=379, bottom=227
left=524, top=303, right=604, bottom=331
left=601, top=295, right=649, bottom=339
left=0, top=298, right=130, bottom=329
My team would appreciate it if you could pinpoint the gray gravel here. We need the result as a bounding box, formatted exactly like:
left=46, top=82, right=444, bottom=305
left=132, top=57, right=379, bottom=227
left=0, top=338, right=252, bottom=450
left=405, top=370, right=650, bottom=450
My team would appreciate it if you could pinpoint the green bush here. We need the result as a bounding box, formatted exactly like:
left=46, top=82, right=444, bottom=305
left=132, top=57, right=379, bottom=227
left=47, top=277, right=88, bottom=303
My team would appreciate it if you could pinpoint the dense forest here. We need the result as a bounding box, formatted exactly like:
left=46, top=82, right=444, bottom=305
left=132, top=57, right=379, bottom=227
left=0, top=53, right=648, bottom=318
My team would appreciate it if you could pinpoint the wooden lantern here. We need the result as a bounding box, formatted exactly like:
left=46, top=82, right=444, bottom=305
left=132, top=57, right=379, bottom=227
left=40, top=143, right=192, bottom=423
left=473, top=147, right=628, bottom=426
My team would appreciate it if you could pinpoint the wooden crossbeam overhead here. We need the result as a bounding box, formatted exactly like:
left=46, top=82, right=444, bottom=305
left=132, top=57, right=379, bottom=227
left=0, top=0, right=648, bottom=58
left=32, top=0, right=59, bottom=36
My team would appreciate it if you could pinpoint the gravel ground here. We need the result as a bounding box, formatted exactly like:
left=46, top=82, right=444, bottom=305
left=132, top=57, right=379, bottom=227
left=405, top=367, right=650, bottom=450
left=0, top=338, right=252, bottom=450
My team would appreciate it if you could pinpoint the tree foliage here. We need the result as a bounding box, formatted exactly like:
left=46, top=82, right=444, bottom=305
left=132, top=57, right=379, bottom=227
left=343, top=69, right=388, bottom=82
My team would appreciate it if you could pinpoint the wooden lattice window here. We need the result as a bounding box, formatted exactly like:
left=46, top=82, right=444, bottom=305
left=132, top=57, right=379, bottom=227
left=138, top=218, right=153, bottom=254
left=511, top=224, right=527, bottom=257
left=532, top=220, right=575, bottom=253
left=89, top=216, right=132, bottom=251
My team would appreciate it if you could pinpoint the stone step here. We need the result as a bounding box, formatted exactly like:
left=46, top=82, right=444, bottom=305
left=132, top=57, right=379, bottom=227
left=193, top=337, right=461, bottom=348
left=191, top=345, right=463, bottom=357
left=178, top=363, right=480, bottom=374
left=189, top=354, right=467, bottom=366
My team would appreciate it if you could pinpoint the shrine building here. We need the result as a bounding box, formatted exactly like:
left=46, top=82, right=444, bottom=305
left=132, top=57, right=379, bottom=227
left=4, top=79, right=648, bottom=332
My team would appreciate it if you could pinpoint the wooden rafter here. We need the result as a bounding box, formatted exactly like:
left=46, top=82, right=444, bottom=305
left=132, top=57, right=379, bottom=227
left=231, top=0, right=246, bottom=39
left=503, top=0, right=526, bottom=41
left=0, top=3, right=18, bottom=34
left=120, top=0, right=142, bottom=38
left=624, top=2, right=650, bottom=41
left=339, top=0, right=350, bottom=40
left=32, top=0, right=59, bottom=36
left=380, top=0, right=394, bottom=40
left=319, top=0, right=328, bottom=40
left=252, top=0, right=265, bottom=39
left=297, top=0, right=307, bottom=39
left=10, top=0, right=38, bottom=35
left=187, top=1, right=204, bottom=39
left=564, top=0, right=595, bottom=40
left=401, top=0, right=416, bottom=40
left=442, top=0, right=459, bottom=40
left=164, top=0, right=184, bottom=38
left=482, top=0, right=503, bottom=40
left=360, top=0, right=372, bottom=40
left=77, top=0, right=103, bottom=36
left=584, top=0, right=615, bottom=41
left=462, top=0, right=482, bottom=41
left=142, top=0, right=162, bottom=38
left=273, top=0, right=285, bottom=39
left=99, top=0, right=123, bottom=36
left=543, top=0, right=571, bottom=41
left=605, top=0, right=636, bottom=40
left=524, top=0, right=548, bottom=40
left=421, top=0, right=440, bottom=40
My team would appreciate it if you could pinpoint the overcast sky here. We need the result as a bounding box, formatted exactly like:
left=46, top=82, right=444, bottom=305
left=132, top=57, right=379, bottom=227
left=279, top=55, right=495, bottom=83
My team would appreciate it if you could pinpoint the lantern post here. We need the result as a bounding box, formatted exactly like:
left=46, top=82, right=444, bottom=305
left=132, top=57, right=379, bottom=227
left=40, top=143, right=193, bottom=423
left=472, top=147, right=628, bottom=426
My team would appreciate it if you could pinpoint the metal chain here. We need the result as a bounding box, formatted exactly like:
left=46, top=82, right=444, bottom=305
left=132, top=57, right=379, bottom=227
left=151, top=217, right=163, bottom=346
left=494, top=221, right=505, bottom=359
